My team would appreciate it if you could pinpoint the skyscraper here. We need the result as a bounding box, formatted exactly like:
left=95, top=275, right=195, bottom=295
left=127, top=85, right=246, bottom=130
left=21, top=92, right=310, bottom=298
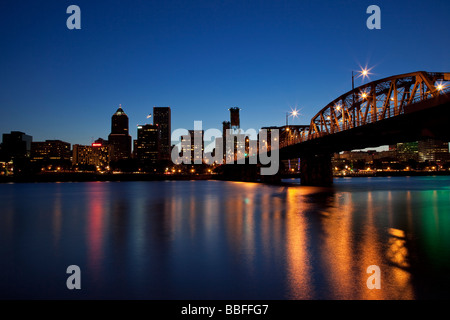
left=189, top=129, right=204, bottom=164
left=229, top=107, right=240, bottom=130
left=108, top=105, right=131, bottom=161
left=222, top=121, right=231, bottom=163
left=1, top=131, right=32, bottom=160
left=134, top=124, right=160, bottom=167
left=153, top=107, right=171, bottom=161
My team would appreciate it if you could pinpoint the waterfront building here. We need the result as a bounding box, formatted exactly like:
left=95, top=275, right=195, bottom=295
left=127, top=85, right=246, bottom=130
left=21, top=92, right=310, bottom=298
left=108, top=106, right=131, bottom=161
left=31, top=140, right=71, bottom=162
left=134, top=124, right=160, bottom=166
left=153, top=107, right=171, bottom=161
left=1, top=131, right=32, bottom=160
left=72, top=143, right=112, bottom=169
left=418, top=138, right=450, bottom=162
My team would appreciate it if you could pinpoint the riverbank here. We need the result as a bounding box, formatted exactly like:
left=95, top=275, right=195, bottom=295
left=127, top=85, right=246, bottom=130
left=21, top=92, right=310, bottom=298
left=0, top=172, right=216, bottom=183
left=334, top=170, right=450, bottom=178
left=1, top=170, right=449, bottom=183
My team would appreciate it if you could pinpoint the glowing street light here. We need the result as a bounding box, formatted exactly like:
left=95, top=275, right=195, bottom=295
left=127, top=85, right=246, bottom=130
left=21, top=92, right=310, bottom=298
left=361, top=68, right=369, bottom=77
left=352, top=66, right=373, bottom=90
left=351, top=66, right=373, bottom=128
left=436, top=83, right=444, bottom=91
left=286, top=107, right=301, bottom=126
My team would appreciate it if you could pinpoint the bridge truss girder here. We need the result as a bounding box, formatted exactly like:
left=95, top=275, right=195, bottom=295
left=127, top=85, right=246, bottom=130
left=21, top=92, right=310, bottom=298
left=306, top=71, right=450, bottom=141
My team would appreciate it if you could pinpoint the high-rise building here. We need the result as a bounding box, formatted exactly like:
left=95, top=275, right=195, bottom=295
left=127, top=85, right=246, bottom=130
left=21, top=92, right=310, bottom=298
left=72, top=143, right=112, bottom=169
left=396, top=142, right=419, bottom=162
left=229, top=107, right=240, bottom=130
left=31, top=140, right=71, bottom=162
left=189, top=129, right=204, bottom=164
left=418, top=138, right=449, bottom=162
left=108, top=106, right=131, bottom=161
left=222, top=121, right=231, bottom=162
left=1, top=131, right=32, bottom=160
left=153, top=107, right=171, bottom=161
left=134, top=124, right=159, bottom=166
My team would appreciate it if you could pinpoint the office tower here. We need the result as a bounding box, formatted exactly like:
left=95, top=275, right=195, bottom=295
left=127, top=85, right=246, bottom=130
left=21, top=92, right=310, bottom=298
left=1, top=131, right=32, bottom=160
left=134, top=124, right=159, bottom=166
left=229, top=107, right=240, bottom=130
left=108, top=105, right=131, bottom=161
left=31, top=140, right=71, bottom=162
left=222, top=121, right=231, bottom=162
left=153, top=107, right=171, bottom=161
left=188, top=129, right=204, bottom=164
left=418, top=138, right=450, bottom=162
left=396, top=142, right=419, bottom=162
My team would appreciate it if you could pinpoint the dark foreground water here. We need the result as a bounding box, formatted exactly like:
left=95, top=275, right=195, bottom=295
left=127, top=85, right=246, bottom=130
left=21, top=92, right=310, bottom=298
left=1, top=176, right=450, bottom=300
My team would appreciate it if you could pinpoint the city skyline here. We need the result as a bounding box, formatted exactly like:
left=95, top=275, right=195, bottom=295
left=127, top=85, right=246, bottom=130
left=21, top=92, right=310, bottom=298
left=1, top=0, right=450, bottom=146
left=2, top=1, right=450, bottom=304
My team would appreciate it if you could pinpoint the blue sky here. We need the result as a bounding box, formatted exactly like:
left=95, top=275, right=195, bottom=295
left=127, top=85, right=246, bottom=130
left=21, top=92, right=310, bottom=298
left=1, top=0, right=449, bottom=146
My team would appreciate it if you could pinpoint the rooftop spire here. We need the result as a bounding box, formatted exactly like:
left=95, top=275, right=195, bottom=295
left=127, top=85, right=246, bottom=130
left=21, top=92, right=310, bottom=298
left=114, top=104, right=126, bottom=116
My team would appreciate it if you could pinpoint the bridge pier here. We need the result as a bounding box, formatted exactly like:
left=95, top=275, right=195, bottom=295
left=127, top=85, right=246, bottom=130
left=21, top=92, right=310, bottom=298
left=300, top=153, right=333, bottom=186
left=218, top=163, right=259, bottom=182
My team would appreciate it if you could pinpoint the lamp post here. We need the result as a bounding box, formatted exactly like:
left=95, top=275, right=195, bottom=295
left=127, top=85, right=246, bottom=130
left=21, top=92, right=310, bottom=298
left=352, top=70, right=355, bottom=91
left=286, top=108, right=299, bottom=126
left=352, top=68, right=369, bottom=91
left=352, top=67, right=370, bottom=128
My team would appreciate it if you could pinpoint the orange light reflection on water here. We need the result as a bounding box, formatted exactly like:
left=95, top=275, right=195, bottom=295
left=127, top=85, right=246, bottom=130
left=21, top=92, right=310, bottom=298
left=285, top=187, right=314, bottom=299
left=284, top=186, right=415, bottom=299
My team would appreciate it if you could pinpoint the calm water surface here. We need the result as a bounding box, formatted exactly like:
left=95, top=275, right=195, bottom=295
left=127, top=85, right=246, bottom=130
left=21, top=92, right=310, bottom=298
left=1, top=176, right=450, bottom=299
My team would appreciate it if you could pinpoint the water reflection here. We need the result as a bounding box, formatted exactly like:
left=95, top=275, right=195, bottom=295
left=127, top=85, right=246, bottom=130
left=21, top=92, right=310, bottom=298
left=0, top=177, right=449, bottom=299
left=86, top=183, right=106, bottom=279
left=285, top=187, right=314, bottom=299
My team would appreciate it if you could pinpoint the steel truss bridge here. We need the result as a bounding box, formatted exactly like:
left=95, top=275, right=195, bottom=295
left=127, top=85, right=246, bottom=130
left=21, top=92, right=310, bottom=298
left=279, top=71, right=450, bottom=147
left=275, top=71, right=450, bottom=185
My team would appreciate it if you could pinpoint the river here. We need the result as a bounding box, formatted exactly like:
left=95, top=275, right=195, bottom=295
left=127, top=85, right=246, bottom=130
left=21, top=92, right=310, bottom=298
left=1, top=176, right=449, bottom=299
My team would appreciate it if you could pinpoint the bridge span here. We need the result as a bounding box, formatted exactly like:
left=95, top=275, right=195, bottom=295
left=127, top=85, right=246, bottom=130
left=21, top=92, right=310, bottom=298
left=278, top=71, right=450, bottom=185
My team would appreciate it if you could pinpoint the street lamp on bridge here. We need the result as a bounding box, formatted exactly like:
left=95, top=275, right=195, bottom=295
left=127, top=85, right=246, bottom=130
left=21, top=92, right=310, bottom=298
left=351, top=66, right=372, bottom=127
left=286, top=107, right=300, bottom=126
left=352, top=67, right=371, bottom=91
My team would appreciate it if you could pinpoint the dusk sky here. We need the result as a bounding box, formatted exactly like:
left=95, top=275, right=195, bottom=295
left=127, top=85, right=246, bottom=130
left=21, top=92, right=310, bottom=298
left=1, top=0, right=449, bottom=146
